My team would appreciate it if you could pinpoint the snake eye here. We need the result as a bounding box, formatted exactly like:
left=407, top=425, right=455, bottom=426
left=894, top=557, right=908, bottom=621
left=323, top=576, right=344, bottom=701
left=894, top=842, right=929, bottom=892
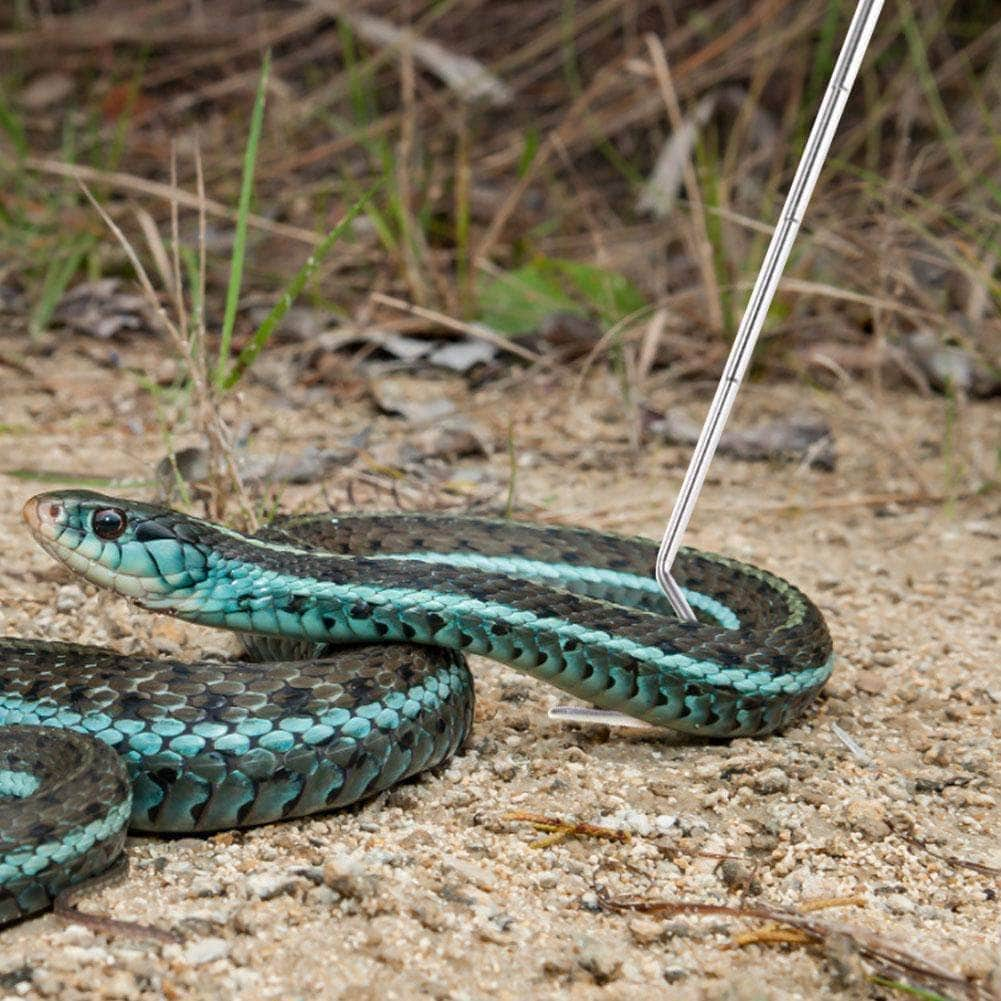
left=92, top=508, right=127, bottom=541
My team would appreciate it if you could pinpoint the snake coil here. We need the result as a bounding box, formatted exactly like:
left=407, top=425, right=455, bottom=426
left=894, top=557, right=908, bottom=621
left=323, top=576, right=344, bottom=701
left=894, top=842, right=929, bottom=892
left=0, top=491, right=833, bottom=923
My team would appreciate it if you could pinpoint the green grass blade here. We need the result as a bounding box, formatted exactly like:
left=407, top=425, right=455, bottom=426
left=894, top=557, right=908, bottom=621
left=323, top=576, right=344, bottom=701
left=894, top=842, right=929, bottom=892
left=897, top=0, right=999, bottom=207
left=222, top=181, right=382, bottom=390
left=4, top=468, right=153, bottom=489
left=868, top=975, right=957, bottom=1001
left=29, top=234, right=93, bottom=339
left=798, top=0, right=843, bottom=150
left=215, top=49, right=271, bottom=386
left=0, top=90, right=27, bottom=158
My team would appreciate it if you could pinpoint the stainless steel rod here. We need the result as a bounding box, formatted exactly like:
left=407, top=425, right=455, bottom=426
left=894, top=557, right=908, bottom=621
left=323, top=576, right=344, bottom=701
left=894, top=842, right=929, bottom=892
left=655, top=0, right=885, bottom=619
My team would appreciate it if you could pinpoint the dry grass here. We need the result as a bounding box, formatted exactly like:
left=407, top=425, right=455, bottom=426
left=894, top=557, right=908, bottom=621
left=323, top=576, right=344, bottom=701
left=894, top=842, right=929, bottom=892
left=0, top=0, right=997, bottom=504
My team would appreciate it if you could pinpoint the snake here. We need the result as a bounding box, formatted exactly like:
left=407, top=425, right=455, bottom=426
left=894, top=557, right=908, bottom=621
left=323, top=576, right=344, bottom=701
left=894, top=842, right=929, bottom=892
left=1, top=489, right=833, bottom=925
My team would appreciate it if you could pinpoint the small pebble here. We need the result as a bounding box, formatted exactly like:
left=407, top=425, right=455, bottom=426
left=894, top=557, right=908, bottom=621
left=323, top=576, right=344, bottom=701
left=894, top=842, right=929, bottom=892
left=855, top=671, right=887, bottom=694
left=55, top=584, right=85, bottom=612
left=541, top=954, right=574, bottom=977
left=628, top=918, right=664, bottom=945
left=575, top=936, right=622, bottom=985
left=841, top=800, right=891, bottom=840
left=752, top=768, right=790, bottom=795
left=491, top=756, right=517, bottom=781
left=718, top=859, right=752, bottom=889
left=323, top=854, right=377, bottom=899
left=246, top=870, right=300, bottom=901
left=182, top=937, right=230, bottom=966
left=441, top=855, right=495, bottom=891
left=188, top=876, right=224, bottom=898
left=654, top=814, right=678, bottom=834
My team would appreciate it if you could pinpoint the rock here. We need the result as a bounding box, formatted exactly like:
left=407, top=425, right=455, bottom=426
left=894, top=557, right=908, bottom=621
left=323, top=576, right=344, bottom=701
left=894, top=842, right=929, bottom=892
left=20, top=72, right=75, bottom=111
left=841, top=800, right=890, bottom=840
left=411, top=419, right=491, bottom=459
left=540, top=953, right=574, bottom=978
left=188, top=876, right=225, bottom=898
left=31, top=969, right=65, bottom=998
left=491, top=755, right=517, bottom=781
left=411, top=900, right=451, bottom=932
left=654, top=814, right=678, bottom=834
left=904, top=329, right=999, bottom=398
left=607, top=809, right=651, bottom=836
left=959, top=944, right=998, bottom=980
left=428, top=339, right=497, bottom=372
left=718, top=859, right=753, bottom=889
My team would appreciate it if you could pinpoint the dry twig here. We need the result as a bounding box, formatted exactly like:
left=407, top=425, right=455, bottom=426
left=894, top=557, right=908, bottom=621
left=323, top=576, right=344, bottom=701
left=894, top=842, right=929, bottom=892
left=506, top=812, right=631, bottom=849
left=594, top=887, right=990, bottom=1000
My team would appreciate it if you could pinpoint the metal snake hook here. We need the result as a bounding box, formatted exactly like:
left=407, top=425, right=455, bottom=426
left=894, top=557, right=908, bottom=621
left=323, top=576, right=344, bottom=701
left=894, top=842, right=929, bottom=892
left=654, top=0, right=884, bottom=623
left=552, top=0, right=884, bottom=728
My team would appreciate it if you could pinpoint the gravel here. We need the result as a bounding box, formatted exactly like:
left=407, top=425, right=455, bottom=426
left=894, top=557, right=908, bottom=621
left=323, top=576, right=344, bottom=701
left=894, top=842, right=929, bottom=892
left=0, top=339, right=997, bottom=1000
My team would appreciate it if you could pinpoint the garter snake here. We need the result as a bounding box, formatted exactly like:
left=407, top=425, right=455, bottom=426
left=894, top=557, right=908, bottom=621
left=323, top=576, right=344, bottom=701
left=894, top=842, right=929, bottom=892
left=1, top=490, right=833, bottom=924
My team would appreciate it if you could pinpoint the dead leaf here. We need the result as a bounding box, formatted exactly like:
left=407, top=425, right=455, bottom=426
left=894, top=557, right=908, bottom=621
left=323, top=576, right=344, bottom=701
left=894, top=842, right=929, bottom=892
left=904, top=329, right=999, bottom=398
left=410, top=418, right=492, bottom=459
left=54, top=279, right=155, bottom=339
left=334, top=6, right=513, bottom=106
left=428, top=339, right=497, bottom=372
left=647, top=409, right=836, bottom=470
left=20, top=72, right=74, bottom=111
left=370, top=381, right=457, bottom=423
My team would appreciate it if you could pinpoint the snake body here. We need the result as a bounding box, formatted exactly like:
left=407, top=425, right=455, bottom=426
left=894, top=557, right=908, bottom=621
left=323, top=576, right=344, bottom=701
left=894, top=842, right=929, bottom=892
left=1, top=491, right=833, bottom=924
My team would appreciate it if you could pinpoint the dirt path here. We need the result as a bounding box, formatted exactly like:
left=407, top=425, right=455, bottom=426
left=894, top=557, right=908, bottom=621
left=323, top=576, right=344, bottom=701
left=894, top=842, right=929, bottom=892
left=0, top=332, right=997, bottom=1000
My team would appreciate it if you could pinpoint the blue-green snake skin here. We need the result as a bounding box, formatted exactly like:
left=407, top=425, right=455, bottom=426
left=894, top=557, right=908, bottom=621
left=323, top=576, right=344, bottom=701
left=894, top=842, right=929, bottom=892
left=0, top=490, right=833, bottom=924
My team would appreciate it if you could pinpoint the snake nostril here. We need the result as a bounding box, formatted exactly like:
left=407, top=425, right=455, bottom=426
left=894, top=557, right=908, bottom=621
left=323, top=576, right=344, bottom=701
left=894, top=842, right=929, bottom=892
left=22, top=496, right=57, bottom=531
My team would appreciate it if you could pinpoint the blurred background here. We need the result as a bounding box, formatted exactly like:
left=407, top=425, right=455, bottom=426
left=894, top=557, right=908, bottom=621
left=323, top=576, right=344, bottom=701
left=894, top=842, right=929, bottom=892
left=0, top=1, right=997, bottom=412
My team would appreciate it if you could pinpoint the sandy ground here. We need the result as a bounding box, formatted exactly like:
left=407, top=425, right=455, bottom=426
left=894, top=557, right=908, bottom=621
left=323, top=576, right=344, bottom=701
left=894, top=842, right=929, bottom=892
left=0, top=330, right=998, bottom=1001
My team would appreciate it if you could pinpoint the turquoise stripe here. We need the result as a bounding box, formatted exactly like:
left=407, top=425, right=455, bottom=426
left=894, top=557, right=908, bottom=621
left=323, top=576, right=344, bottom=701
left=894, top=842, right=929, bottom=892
left=0, top=794, right=131, bottom=880
left=0, top=770, right=40, bottom=798
left=191, top=568, right=826, bottom=696
left=379, top=552, right=742, bottom=630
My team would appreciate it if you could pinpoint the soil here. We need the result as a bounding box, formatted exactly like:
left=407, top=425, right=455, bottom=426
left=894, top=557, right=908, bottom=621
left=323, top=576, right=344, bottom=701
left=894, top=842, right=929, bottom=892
left=0, top=331, right=998, bottom=1001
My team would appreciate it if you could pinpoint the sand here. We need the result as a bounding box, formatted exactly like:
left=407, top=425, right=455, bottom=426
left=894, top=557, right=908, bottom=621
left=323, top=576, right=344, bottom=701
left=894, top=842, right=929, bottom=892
left=0, top=331, right=997, bottom=1000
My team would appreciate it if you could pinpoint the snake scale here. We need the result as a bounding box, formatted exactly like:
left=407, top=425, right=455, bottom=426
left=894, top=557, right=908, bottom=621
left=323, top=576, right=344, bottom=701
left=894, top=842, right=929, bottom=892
left=0, top=490, right=833, bottom=924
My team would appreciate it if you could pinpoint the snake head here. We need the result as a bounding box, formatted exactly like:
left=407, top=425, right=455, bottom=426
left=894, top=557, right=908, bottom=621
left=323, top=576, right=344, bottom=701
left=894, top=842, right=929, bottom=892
left=23, top=490, right=213, bottom=607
